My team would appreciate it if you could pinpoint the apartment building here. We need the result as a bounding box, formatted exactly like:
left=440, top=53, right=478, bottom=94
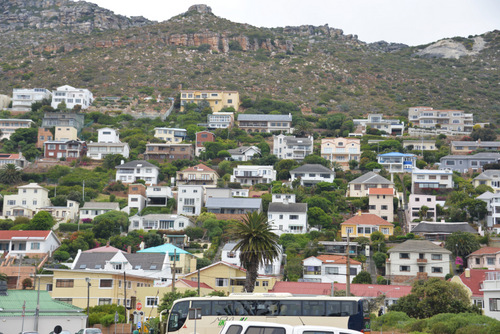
left=0, top=119, right=34, bottom=140
left=129, top=214, right=193, bottom=232
left=180, top=90, right=239, bottom=112
left=3, top=183, right=52, bottom=219
left=54, top=126, right=78, bottom=141
left=230, top=165, right=276, bottom=185
left=153, top=127, right=187, bottom=143
left=377, top=152, right=417, bottom=173
left=321, top=137, right=361, bottom=170
left=353, top=114, right=404, bottom=136
left=115, top=160, right=160, bottom=185
left=87, top=142, right=130, bottom=160
left=238, top=114, right=293, bottom=133
left=143, top=143, right=193, bottom=162
left=11, top=88, right=51, bottom=112
left=439, top=153, right=500, bottom=173
left=273, top=134, right=314, bottom=161
left=408, top=106, right=474, bottom=134
left=207, top=112, right=234, bottom=129
left=406, top=194, right=437, bottom=223
left=195, top=131, right=215, bottom=156
left=402, top=140, right=437, bottom=151
left=177, top=185, right=204, bottom=216
left=51, top=85, right=93, bottom=110
left=411, top=168, right=454, bottom=193
left=451, top=140, right=500, bottom=154
left=289, top=164, right=335, bottom=186
left=474, top=170, right=500, bottom=193
left=268, top=202, right=308, bottom=234
left=41, top=112, right=85, bottom=131
left=43, top=140, right=87, bottom=161
left=176, top=164, right=219, bottom=186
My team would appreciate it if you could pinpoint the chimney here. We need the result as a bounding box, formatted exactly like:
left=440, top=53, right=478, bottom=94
left=127, top=246, right=132, bottom=254
left=465, top=268, right=470, bottom=278
left=120, top=160, right=124, bottom=165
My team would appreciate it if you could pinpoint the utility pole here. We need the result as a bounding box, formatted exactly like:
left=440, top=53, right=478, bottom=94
left=34, top=271, right=41, bottom=332
left=171, top=249, right=176, bottom=293
left=124, top=271, right=128, bottom=324
left=82, top=180, right=85, bottom=202
left=197, top=269, right=201, bottom=296
left=346, top=231, right=351, bottom=296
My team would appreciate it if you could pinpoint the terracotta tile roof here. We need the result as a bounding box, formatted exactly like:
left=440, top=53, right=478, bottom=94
left=0, top=153, right=20, bottom=159
left=368, top=188, right=394, bottom=195
left=0, top=230, right=51, bottom=240
left=455, top=269, right=495, bottom=297
left=84, top=245, right=124, bottom=253
left=468, top=247, right=500, bottom=256
left=315, top=254, right=361, bottom=265
left=341, top=214, right=393, bottom=226
left=178, top=278, right=214, bottom=290
left=183, top=163, right=216, bottom=173
left=269, top=281, right=411, bottom=299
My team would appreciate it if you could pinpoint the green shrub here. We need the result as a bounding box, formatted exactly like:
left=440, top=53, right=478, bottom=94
left=371, top=312, right=414, bottom=331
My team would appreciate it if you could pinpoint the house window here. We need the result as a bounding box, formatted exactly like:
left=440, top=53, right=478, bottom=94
left=487, top=258, right=495, bottom=265
left=400, top=253, right=410, bottom=259
left=56, top=279, right=74, bottom=288
left=290, top=215, right=298, bottom=220
left=325, top=267, right=339, bottom=275
left=262, top=281, right=269, bottom=287
left=55, top=298, right=73, bottom=304
left=381, top=205, right=388, bottom=210
left=346, top=227, right=353, bottom=234
left=400, top=266, right=410, bottom=272
left=431, top=267, right=443, bottom=273
left=114, top=264, right=122, bottom=270
left=431, top=254, right=442, bottom=260
left=381, top=228, right=390, bottom=234
left=215, top=278, right=228, bottom=287
left=31, top=242, right=40, bottom=250
left=146, top=296, right=159, bottom=307
left=99, top=298, right=112, bottom=305
left=489, top=298, right=500, bottom=311
left=100, top=279, right=113, bottom=288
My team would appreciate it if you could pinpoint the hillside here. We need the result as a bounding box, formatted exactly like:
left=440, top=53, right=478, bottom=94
left=0, top=1, right=499, bottom=124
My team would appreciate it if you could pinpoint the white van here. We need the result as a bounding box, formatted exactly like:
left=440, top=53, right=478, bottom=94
left=219, top=321, right=364, bottom=334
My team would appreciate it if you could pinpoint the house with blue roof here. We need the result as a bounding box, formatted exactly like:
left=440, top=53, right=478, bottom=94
left=377, top=152, right=417, bottom=173
left=138, top=243, right=197, bottom=275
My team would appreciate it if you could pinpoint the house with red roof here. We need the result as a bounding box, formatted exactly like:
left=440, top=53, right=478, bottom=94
left=467, top=247, right=500, bottom=270
left=450, top=268, right=496, bottom=311
left=176, top=163, right=219, bottom=186
left=340, top=213, right=394, bottom=239
left=0, top=152, right=28, bottom=169
left=302, top=255, right=362, bottom=284
left=368, top=187, right=395, bottom=222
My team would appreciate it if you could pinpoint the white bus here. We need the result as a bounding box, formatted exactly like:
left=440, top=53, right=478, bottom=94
left=166, top=293, right=370, bottom=334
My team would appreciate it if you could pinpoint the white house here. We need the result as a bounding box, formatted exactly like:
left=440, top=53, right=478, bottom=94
left=230, top=165, right=276, bottom=185
left=115, top=160, right=160, bottom=185
left=12, top=88, right=51, bottom=112
left=231, top=188, right=249, bottom=197
left=87, top=128, right=129, bottom=160
left=0, top=230, right=60, bottom=258
left=39, top=200, right=80, bottom=223
left=478, top=192, right=500, bottom=228
left=268, top=202, right=308, bottom=234
left=2, top=183, right=52, bottom=219
left=221, top=241, right=283, bottom=276
left=0, top=119, right=34, bottom=140
left=406, top=194, right=437, bottom=223
left=227, top=146, right=261, bottom=161
left=482, top=271, right=500, bottom=321
left=272, top=193, right=296, bottom=203
left=347, top=172, right=394, bottom=198
left=353, top=114, right=404, bottom=136
left=289, top=164, right=335, bottom=186
left=411, top=168, right=454, bottom=193
left=177, top=185, right=204, bottom=216
left=377, top=152, right=417, bottom=173
left=273, top=134, right=314, bottom=161
left=302, top=255, right=362, bottom=283
left=51, top=85, right=93, bottom=110
left=129, top=214, right=193, bottom=231
left=386, top=240, right=452, bottom=283
left=206, top=198, right=262, bottom=215
left=79, top=202, right=120, bottom=222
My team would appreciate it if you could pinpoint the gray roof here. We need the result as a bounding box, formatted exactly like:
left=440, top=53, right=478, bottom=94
left=474, top=170, right=500, bottom=181
left=291, top=164, right=334, bottom=174
left=73, top=252, right=166, bottom=271
left=222, top=241, right=238, bottom=251
left=440, top=153, right=500, bottom=160
left=283, top=136, right=313, bottom=146
left=81, top=202, right=120, bottom=210
left=238, top=114, right=292, bottom=122
left=387, top=240, right=451, bottom=254
left=227, top=146, right=260, bottom=155
left=268, top=202, right=308, bottom=213
left=452, top=141, right=500, bottom=147
left=205, top=197, right=262, bottom=209
left=116, top=160, right=159, bottom=169
left=477, top=191, right=495, bottom=200
left=349, top=172, right=393, bottom=185
left=412, top=222, right=477, bottom=234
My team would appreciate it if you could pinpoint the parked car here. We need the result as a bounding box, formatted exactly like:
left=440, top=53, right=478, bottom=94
left=75, top=330, right=102, bottom=334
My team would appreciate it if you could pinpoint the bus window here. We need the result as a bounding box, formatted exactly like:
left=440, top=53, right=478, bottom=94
left=192, top=300, right=212, bottom=316
left=340, top=301, right=357, bottom=316
left=255, top=300, right=279, bottom=316
left=326, top=301, right=341, bottom=316
left=279, top=301, right=302, bottom=316
left=234, top=300, right=254, bottom=315
left=213, top=300, right=234, bottom=315
left=303, top=301, right=325, bottom=316
left=168, top=301, right=189, bottom=332
left=226, top=325, right=243, bottom=334
left=246, top=326, right=286, bottom=334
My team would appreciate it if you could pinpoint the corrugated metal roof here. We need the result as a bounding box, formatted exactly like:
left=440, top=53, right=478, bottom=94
left=0, top=290, right=83, bottom=316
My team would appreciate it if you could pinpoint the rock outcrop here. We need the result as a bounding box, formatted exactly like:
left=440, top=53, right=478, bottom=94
left=415, top=37, right=486, bottom=59
left=369, top=41, right=409, bottom=53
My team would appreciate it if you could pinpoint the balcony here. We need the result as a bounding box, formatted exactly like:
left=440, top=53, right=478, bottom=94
left=417, top=258, right=427, bottom=263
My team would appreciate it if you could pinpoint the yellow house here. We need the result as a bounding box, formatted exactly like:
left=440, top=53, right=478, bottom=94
left=340, top=213, right=394, bottom=239
left=137, top=243, right=198, bottom=275
left=55, top=126, right=78, bottom=141
left=183, top=261, right=277, bottom=295
left=180, top=90, right=239, bottom=113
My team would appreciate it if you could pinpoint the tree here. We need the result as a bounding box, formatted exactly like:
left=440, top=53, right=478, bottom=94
left=307, top=207, right=332, bottom=229
left=471, top=127, right=497, bottom=141
left=373, top=252, right=387, bottom=269
left=30, top=211, right=55, bottom=230
left=352, top=270, right=372, bottom=284
left=231, top=212, right=280, bottom=292
left=158, top=290, right=198, bottom=312
left=445, top=231, right=480, bottom=259
left=0, top=164, right=22, bottom=184
left=389, top=278, right=481, bottom=318
left=92, top=211, right=129, bottom=239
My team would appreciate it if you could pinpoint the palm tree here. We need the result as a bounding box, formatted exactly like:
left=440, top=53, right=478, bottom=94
left=0, top=163, right=22, bottom=184
left=232, top=211, right=280, bottom=293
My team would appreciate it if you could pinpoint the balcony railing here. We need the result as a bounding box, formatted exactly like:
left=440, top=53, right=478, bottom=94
left=417, top=259, right=427, bottom=263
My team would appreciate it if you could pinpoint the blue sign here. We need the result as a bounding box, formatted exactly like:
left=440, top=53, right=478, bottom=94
left=137, top=321, right=141, bottom=329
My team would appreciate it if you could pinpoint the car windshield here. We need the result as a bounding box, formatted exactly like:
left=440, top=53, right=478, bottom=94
left=86, top=330, right=102, bottom=334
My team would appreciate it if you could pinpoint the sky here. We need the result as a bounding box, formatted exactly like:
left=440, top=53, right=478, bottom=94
left=82, top=0, right=500, bottom=46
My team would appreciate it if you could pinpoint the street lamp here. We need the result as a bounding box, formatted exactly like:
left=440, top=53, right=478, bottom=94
left=85, top=277, right=91, bottom=327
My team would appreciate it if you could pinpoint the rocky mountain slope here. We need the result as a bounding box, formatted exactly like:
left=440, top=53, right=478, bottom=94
left=0, top=2, right=499, bottom=124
